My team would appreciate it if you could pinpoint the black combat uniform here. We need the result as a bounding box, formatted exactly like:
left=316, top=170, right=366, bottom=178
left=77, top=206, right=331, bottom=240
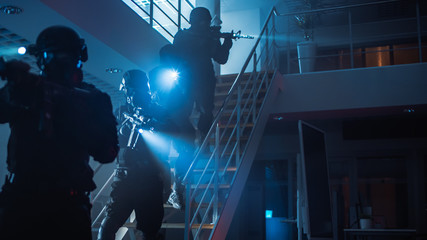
left=0, top=26, right=118, bottom=240
left=173, top=7, right=232, bottom=139
left=98, top=70, right=172, bottom=240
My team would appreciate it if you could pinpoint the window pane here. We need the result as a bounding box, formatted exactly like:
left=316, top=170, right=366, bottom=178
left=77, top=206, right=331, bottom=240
left=181, top=16, right=191, bottom=29
left=155, top=0, right=178, bottom=25
left=153, top=5, right=177, bottom=41
left=181, top=0, right=193, bottom=21
left=153, top=21, right=174, bottom=42
left=122, top=0, right=150, bottom=24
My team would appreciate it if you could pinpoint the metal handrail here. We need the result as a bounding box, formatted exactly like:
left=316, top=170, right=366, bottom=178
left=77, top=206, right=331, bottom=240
left=277, top=0, right=400, bottom=17
left=90, top=170, right=115, bottom=227
left=183, top=6, right=279, bottom=240
left=182, top=7, right=279, bottom=182
left=91, top=170, right=115, bottom=204
left=286, top=45, right=427, bottom=62
left=278, top=0, right=425, bottom=73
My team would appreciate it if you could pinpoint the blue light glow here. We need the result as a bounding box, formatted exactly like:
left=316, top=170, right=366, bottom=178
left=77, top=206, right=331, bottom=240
left=265, top=210, right=273, bottom=218
left=140, top=130, right=172, bottom=157
left=159, top=69, right=179, bottom=90
left=0, top=47, right=27, bottom=57
left=17, top=47, right=26, bottom=55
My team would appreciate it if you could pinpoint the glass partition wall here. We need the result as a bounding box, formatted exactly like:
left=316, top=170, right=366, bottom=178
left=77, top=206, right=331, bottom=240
left=122, top=0, right=195, bottom=42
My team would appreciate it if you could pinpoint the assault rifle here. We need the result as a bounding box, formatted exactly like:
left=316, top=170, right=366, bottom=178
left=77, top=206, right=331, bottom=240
left=210, top=26, right=254, bottom=40
left=119, top=107, right=154, bottom=149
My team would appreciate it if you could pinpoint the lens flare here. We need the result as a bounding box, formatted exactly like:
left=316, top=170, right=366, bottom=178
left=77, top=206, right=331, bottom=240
left=17, top=47, right=26, bottom=55
left=160, top=69, right=179, bottom=90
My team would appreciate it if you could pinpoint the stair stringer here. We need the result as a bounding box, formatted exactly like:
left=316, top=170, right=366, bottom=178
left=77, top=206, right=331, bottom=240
left=210, top=71, right=284, bottom=240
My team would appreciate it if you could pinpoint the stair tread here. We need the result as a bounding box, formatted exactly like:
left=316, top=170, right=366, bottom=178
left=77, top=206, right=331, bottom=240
left=192, top=167, right=236, bottom=172
left=215, top=88, right=267, bottom=97
left=215, top=99, right=263, bottom=107
left=191, top=183, right=230, bottom=189
left=123, top=222, right=214, bottom=229
left=216, top=79, right=263, bottom=89
left=170, top=167, right=237, bottom=173
left=217, top=122, right=254, bottom=128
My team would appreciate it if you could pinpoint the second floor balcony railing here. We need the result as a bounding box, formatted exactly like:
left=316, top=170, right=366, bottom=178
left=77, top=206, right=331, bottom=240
left=276, top=0, right=426, bottom=74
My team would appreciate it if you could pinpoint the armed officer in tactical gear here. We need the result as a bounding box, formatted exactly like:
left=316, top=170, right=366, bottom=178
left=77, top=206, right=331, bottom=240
left=173, top=7, right=233, bottom=141
left=169, top=7, right=233, bottom=210
left=149, top=44, right=195, bottom=210
left=98, top=70, right=171, bottom=240
left=0, top=26, right=119, bottom=240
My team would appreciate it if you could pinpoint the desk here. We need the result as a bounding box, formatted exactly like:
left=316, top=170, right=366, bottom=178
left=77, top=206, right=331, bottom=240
left=344, top=229, right=416, bottom=240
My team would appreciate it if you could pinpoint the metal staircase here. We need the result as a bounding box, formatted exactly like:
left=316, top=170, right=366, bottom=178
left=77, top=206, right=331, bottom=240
left=90, top=6, right=282, bottom=240
left=181, top=7, right=282, bottom=240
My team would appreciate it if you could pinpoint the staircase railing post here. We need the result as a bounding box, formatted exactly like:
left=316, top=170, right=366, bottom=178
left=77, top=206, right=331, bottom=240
left=253, top=52, right=257, bottom=74
left=265, top=27, right=269, bottom=71
left=178, top=0, right=182, bottom=30
left=236, top=85, right=241, bottom=166
left=213, top=123, right=220, bottom=223
left=287, top=15, right=291, bottom=74
left=184, top=180, right=191, bottom=239
left=150, top=0, right=154, bottom=27
left=348, top=9, right=354, bottom=68
left=272, top=11, right=277, bottom=68
left=416, top=0, right=422, bottom=62
left=252, top=53, right=257, bottom=123
left=252, top=75, right=257, bottom=124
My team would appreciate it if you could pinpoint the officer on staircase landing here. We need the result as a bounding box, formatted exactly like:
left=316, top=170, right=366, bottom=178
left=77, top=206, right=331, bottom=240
left=173, top=6, right=233, bottom=142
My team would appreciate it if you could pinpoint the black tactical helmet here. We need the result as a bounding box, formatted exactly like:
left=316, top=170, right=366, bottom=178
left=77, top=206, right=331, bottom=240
left=189, top=7, right=212, bottom=25
left=120, top=70, right=151, bottom=107
left=28, top=25, right=88, bottom=63
left=121, top=70, right=150, bottom=92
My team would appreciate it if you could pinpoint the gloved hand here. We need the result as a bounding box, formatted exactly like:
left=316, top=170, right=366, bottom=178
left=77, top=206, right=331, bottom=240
left=222, top=30, right=233, bottom=49
left=0, top=58, right=32, bottom=84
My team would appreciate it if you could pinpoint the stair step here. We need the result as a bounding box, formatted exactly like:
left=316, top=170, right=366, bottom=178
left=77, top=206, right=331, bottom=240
left=217, top=122, right=254, bottom=129
left=219, top=109, right=254, bottom=117
left=208, top=136, right=249, bottom=144
left=170, top=167, right=236, bottom=174
left=215, top=89, right=267, bottom=102
left=123, top=222, right=214, bottom=229
left=214, top=99, right=263, bottom=108
left=217, top=73, right=251, bottom=83
left=216, top=79, right=264, bottom=92
left=191, top=184, right=230, bottom=189
left=193, top=167, right=237, bottom=173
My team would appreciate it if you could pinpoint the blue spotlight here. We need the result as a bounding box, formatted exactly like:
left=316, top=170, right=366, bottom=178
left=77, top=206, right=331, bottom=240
left=265, top=210, right=273, bottom=219
left=168, top=69, right=179, bottom=81
left=17, top=46, right=26, bottom=55
left=140, top=130, right=172, bottom=157
left=160, top=69, right=179, bottom=90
